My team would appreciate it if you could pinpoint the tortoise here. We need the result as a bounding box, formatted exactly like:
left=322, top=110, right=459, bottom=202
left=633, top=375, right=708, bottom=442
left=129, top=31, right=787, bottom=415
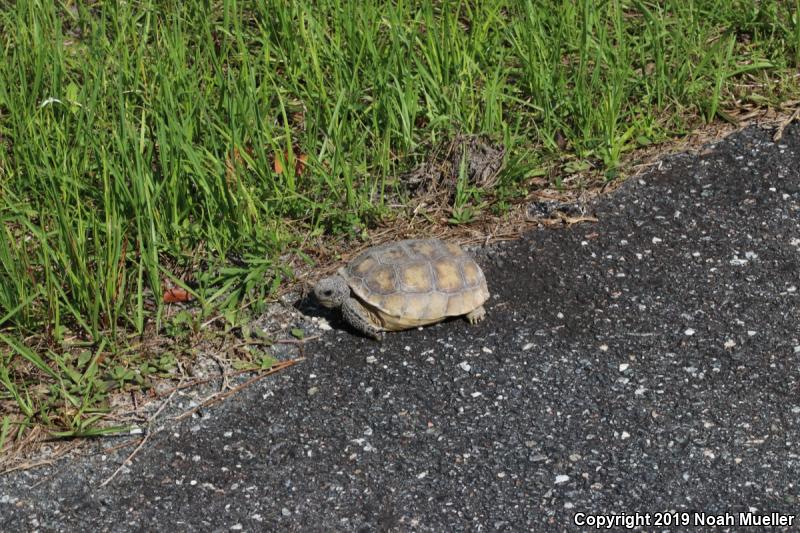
left=314, top=238, right=489, bottom=339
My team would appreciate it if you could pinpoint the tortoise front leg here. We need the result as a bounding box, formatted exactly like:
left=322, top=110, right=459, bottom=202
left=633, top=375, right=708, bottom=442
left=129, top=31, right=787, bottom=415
left=342, top=297, right=384, bottom=340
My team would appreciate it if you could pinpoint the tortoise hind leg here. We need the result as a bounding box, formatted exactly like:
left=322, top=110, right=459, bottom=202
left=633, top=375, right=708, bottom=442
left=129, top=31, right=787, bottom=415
left=465, top=305, right=486, bottom=324
left=342, top=297, right=384, bottom=340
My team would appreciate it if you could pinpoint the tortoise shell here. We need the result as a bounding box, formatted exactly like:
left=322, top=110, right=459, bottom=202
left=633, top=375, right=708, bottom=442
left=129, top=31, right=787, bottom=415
left=339, top=239, right=489, bottom=330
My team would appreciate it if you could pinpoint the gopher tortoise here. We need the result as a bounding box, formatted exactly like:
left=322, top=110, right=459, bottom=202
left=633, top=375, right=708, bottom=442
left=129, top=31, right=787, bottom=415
left=314, top=238, right=489, bottom=339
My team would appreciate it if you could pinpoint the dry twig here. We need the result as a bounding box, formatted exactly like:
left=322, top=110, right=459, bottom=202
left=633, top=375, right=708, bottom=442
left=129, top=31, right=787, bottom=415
left=98, top=384, right=180, bottom=488
left=773, top=106, right=800, bottom=142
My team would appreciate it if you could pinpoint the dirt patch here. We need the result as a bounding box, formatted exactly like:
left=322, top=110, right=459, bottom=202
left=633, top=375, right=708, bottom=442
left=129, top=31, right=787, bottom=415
left=402, top=133, right=506, bottom=200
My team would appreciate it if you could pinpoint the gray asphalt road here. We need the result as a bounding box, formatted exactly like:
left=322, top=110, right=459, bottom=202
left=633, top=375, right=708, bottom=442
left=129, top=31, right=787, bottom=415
left=2, top=124, right=799, bottom=532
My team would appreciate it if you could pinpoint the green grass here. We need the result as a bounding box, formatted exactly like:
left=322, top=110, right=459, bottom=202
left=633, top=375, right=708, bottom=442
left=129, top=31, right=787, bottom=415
left=1, top=0, right=799, bottom=448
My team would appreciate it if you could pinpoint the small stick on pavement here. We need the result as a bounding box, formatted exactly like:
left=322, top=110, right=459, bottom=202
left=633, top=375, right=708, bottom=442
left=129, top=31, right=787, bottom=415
left=274, top=334, right=321, bottom=357
left=231, top=334, right=321, bottom=350
left=98, top=435, right=149, bottom=488
left=274, top=334, right=321, bottom=345
left=556, top=212, right=599, bottom=226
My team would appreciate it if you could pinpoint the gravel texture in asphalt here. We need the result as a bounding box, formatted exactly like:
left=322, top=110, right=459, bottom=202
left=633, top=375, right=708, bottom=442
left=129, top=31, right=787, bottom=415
left=1, top=124, right=799, bottom=532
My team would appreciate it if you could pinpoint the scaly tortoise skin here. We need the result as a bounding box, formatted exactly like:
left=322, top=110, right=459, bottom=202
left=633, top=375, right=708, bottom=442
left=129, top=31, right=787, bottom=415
left=314, top=239, right=489, bottom=339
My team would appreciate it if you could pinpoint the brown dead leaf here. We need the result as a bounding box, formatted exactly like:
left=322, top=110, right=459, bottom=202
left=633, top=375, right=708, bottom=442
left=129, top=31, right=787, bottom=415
left=273, top=149, right=307, bottom=176
left=163, top=287, right=191, bottom=303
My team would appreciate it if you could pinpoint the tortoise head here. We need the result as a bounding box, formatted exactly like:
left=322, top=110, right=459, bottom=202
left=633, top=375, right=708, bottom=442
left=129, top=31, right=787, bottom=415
left=313, top=275, right=349, bottom=309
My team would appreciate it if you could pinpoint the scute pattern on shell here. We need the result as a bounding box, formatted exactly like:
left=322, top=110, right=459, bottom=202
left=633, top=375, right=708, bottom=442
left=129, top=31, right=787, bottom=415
left=339, top=239, right=489, bottom=324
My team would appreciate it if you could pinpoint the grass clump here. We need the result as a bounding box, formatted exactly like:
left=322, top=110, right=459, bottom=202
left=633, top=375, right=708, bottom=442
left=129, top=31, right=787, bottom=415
left=1, top=0, right=799, bottom=449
